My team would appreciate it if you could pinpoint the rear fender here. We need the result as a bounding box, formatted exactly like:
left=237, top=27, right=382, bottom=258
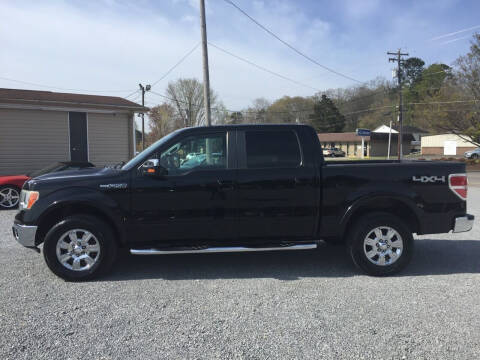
left=340, top=193, right=422, bottom=237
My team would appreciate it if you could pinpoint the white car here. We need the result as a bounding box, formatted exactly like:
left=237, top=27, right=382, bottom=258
left=465, top=148, right=480, bottom=159
left=323, top=147, right=346, bottom=157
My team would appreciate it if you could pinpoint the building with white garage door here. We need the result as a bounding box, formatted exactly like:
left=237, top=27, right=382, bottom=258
left=421, top=134, right=477, bottom=156
left=0, top=88, right=147, bottom=175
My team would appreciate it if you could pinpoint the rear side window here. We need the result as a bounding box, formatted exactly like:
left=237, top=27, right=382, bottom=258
left=245, top=130, right=301, bottom=169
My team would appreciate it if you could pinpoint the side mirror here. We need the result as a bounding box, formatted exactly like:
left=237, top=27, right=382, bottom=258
left=142, top=165, right=168, bottom=178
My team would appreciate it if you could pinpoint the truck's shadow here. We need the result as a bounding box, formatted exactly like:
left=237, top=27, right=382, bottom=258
left=104, top=239, right=480, bottom=281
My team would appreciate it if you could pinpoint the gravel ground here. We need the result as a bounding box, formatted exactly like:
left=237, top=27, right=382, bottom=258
left=1, top=185, right=480, bottom=359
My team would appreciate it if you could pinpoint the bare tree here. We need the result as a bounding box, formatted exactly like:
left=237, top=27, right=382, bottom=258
left=166, top=78, right=219, bottom=127
left=147, top=103, right=178, bottom=144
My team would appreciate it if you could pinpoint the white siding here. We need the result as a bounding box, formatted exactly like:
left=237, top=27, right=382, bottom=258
left=0, top=108, right=69, bottom=175
left=88, top=112, right=130, bottom=166
left=421, top=134, right=476, bottom=147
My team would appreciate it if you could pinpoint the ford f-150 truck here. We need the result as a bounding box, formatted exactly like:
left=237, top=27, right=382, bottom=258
left=12, top=124, right=474, bottom=281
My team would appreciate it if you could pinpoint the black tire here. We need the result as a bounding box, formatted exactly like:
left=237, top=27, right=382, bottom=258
left=347, top=212, right=413, bottom=276
left=43, top=215, right=117, bottom=281
left=472, top=154, right=479, bottom=159
left=0, top=185, right=20, bottom=209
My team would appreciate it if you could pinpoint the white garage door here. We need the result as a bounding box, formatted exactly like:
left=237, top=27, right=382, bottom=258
left=444, top=140, right=457, bottom=155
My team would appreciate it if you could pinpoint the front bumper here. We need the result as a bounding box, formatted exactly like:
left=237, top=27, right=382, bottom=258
left=453, top=214, right=474, bottom=233
left=12, top=222, right=37, bottom=247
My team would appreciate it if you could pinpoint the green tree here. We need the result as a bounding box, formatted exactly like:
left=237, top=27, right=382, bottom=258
left=403, top=63, right=451, bottom=128
left=229, top=111, right=243, bottom=124
left=310, top=95, right=345, bottom=133
left=402, top=57, right=425, bottom=86
left=325, top=78, right=396, bottom=131
left=415, top=34, right=480, bottom=145
left=266, top=96, right=314, bottom=124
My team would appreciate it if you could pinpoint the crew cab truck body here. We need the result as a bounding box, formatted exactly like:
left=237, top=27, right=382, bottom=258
left=12, top=124, right=474, bottom=280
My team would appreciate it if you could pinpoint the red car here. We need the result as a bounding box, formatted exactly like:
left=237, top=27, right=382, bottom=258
left=0, top=162, right=94, bottom=209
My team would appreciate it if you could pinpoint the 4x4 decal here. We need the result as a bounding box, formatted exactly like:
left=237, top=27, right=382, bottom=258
left=412, top=176, right=446, bottom=183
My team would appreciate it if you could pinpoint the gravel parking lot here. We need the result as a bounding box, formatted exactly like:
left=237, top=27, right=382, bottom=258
left=1, top=179, right=480, bottom=359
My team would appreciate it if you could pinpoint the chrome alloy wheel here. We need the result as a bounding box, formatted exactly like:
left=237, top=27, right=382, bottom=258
left=55, top=229, right=101, bottom=271
left=0, top=187, right=20, bottom=208
left=363, top=226, right=403, bottom=266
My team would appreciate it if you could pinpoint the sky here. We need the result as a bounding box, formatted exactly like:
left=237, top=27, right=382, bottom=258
left=1, top=0, right=480, bottom=118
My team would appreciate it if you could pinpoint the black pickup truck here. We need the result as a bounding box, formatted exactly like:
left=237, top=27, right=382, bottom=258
left=12, top=124, right=474, bottom=281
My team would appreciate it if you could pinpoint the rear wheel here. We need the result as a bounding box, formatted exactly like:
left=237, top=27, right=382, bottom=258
left=43, top=215, right=117, bottom=281
left=0, top=185, right=20, bottom=209
left=347, top=213, right=413, bottom=276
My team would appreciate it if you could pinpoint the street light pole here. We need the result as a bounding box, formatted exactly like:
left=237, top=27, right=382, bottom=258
left=139, top=83, right=151, bottom=150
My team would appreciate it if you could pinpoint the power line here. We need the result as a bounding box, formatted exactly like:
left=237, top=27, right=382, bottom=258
left=130, top=93, right=142, bottom=102
left=408, top=99, right=479, bottom=105
left=223, top=0, right=364, bottom=84
left=125, top=43, right=201, bottom=101
left=209, top=42, right=321, bottom=92
left=0, top=76, right=135, bottom=93
left=125, top=89, right=140, bottom=99
left=151, top=43, right=201, bottom=88
left=149, top=90, right=229, bottom=112
left=148, top=88, right=480, bottom=129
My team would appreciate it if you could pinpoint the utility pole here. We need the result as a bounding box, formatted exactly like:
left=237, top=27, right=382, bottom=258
left=139, top=83, right=151, bottom=150
left=388, top=49, right=409, bottom=160
left=199, top=0, right=211, bottom=126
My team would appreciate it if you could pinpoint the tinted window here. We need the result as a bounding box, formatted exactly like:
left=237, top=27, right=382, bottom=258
left=245, top=130, right=301, bottom=168
left=143, top=133, right=226, bottom=175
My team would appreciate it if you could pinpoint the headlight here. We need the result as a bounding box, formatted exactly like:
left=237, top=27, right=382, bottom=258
left=19, top=190, right=40, bottom=210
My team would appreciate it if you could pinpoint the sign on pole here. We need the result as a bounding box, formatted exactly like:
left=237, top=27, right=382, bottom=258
left=356, top=129, right=370, bottom=159
left=356, top=128, right=371, bottom=137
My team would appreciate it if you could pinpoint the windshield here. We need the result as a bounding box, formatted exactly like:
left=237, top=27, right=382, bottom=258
left=121, top=130, right=180, bottom=170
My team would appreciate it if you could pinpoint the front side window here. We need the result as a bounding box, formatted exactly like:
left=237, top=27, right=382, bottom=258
left=245, top=130, right=301, bottom=169
left=146, top=133, right=226, bottom=175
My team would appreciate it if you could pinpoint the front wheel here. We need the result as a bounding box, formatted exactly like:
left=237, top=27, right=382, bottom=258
left=43, top=215, right=117, bottom=281
left=472, top=154, right=479, bottom=159
left=347, top=213, right=413, bottom=276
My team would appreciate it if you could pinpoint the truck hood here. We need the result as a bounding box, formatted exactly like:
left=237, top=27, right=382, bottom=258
left=25, top=167, right=127, bottom=192
left=33, top=167, right=106, bottom=181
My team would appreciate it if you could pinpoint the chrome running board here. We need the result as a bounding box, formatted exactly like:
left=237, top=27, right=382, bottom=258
left=130, top=243, right=317, bottom=255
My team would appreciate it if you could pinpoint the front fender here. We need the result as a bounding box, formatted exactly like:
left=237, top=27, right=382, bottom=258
left=18, top=187, right=127, bottom=244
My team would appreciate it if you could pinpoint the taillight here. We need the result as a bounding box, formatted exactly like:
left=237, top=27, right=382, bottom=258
left=449, top=173, right=468, bottom=200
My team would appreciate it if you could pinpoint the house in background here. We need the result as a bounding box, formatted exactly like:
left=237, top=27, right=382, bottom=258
left=318, top=132, right=370, bottom=157
left=0, top=88, right=147, bottom=175
left=421, top=134, right=477, bottom=155
left=317, top=128, right=412, bottom=158
left=370, top=124, right=416, bottom=157
left=393, top=125, right=429, bottom=152
left=369, top=132, right=414, bottom=157
left=373, top=124, right=398, bottom=134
